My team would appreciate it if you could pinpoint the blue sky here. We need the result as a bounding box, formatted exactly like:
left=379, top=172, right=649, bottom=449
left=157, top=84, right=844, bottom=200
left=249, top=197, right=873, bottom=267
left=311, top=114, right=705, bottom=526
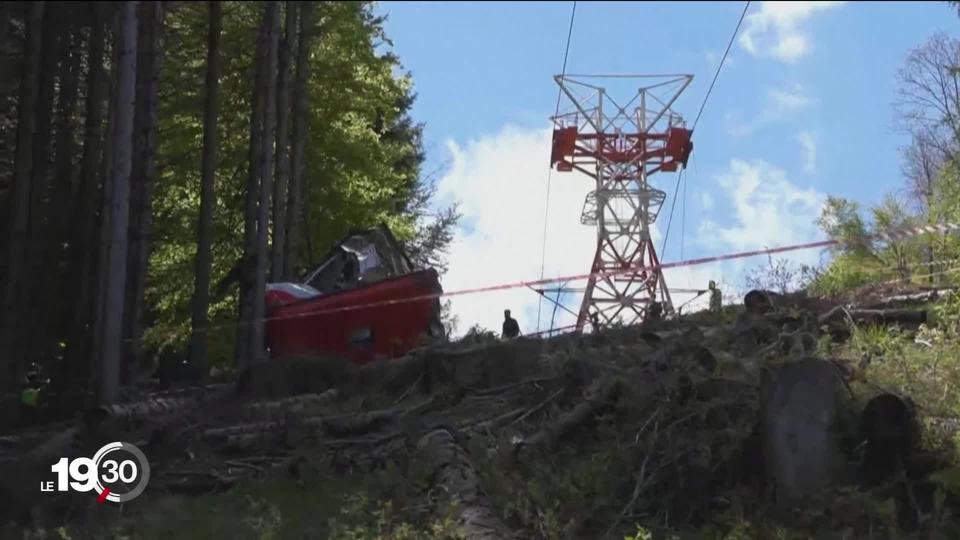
left=376, top=1, right=958, bottom=335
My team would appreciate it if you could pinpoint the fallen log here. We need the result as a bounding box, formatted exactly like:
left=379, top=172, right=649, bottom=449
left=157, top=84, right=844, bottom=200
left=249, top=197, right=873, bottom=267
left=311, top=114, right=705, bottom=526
left=819, top=306, right=928, bottom=328
left=516, top=377, right=621, bottom=454
left=306, top=409, right=400, bottom=437
left=846, top=308, right=927, bottom=326
left=354, top=339, right=544, bottom=397
left=88, top=385, right=234, bottom=433
left=863, top=289, right=955, bottom=309
left=243, top=389, right=339, bottom=414
left=97, top=395, right=200, bottom=423
left=417, top=429, right=518, bottom=540
left=203, top=408, right=400, bottom=444
left=223, top=432, right=281, bottom=450
left=203, top=421, right=282, bottom=439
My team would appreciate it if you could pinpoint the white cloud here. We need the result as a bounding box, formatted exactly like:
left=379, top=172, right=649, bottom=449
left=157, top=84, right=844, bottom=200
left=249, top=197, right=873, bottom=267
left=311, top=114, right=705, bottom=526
left=797, top=131, right=816, bottom=173
left=701, top=192, right=715, bottom=210
left=436, top=126, right=595, bottom=337
left=675, top=158, right=827, bottom=310
left=738, top=2, right=845, bottom=63
left=728, top=84, right=813, bottom=136
left=769, top=85, right=811, bottom=110
left=713, top=158, right=824, bottom=255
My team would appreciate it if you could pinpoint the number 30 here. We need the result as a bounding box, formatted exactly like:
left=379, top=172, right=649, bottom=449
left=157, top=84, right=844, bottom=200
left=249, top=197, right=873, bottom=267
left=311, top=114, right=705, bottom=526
left=102, top=460, right=138, bottom=483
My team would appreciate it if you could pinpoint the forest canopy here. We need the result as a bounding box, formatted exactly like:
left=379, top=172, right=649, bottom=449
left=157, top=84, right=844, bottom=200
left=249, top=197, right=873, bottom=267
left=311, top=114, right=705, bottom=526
left=0, top=1, right=458, bottom=424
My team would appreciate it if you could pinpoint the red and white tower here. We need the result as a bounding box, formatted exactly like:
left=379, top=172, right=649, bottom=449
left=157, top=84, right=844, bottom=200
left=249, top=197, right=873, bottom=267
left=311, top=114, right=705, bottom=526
left=550, top=74, right=694, bottom=331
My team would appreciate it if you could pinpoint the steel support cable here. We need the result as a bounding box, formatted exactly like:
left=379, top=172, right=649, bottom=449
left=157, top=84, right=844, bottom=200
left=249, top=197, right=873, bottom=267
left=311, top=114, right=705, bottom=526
left=660, top=0, right=751, bottom=260
left=681, top=168, right=687, bottom=261
left=536, top=0, right=577, bottom=333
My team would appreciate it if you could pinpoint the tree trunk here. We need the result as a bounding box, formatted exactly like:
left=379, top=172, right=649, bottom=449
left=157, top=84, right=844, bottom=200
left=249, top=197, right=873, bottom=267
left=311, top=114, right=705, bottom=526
left=100, top=1, right=139, bottom=403
left=0, top=1, right=45, bottom=429
left=272, top=1, right=295, bottom=281
left=23, top=8, right=60, bottom=369
left=65, top=3, right=107, bottom=393
left=285, top=1, right=313, bottom=279
left=251, top=2, right=280, bottom=360
left=237, top=3, right=271, bottom=368
left=124, top=1, right=165, bottom=384
left=0, top=4, right=8, bottom=46
left=92, top=13, right=121, bottom=390
left=43, top=26, right=83, bottom=398
left=27, top=11, right=60, bottom=248
left=188, top=0, right=223, bottom=376
left=52, top=29, right=83, bottom=221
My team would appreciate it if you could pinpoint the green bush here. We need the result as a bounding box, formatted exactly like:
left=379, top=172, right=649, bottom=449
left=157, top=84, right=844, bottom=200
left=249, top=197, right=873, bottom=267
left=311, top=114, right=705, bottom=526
left=807, top=254, right=887, bottom=298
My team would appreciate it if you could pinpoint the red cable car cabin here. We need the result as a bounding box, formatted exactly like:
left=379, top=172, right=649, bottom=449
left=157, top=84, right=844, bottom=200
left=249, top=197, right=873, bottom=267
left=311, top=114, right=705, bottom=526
left=264, top=225, right=445, bottom=364
left=551, top=126, right=577, bottom=171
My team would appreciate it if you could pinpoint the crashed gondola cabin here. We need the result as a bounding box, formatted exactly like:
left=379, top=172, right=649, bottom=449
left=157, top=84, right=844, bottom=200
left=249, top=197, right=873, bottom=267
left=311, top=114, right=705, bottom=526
left=264, top=225, right=445, bottom=364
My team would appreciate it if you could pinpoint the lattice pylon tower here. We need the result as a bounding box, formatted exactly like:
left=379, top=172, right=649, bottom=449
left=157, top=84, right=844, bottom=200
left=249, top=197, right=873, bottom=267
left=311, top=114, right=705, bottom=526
left=549, top=74, right=694, bottom=331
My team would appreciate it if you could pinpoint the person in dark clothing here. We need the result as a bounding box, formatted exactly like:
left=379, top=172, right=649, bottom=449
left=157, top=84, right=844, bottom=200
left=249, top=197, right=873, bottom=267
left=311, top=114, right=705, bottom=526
left=647, top=301, right=663, bottom=322
left=590, top=310, right=601, bottom=332
left=502, top=309, right=521, bottom=339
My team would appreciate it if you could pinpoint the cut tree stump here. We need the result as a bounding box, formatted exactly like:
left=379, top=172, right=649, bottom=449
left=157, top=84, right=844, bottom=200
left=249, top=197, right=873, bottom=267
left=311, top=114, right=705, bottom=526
left=860, top=393, right=919, bottom=486
left=760, top=357, right=857, bottom=504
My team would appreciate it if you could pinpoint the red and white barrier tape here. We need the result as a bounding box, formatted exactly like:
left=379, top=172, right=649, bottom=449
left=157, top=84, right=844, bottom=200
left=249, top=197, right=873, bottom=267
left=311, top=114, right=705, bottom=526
left=252, top=238, right=839, bottom=324
left=146, top=221, right=960, bottom=340
left=877, top=223, right=960, bottom=243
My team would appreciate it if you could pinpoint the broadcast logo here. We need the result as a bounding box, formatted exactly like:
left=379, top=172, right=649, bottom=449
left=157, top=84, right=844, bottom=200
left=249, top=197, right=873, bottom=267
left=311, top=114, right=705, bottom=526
left=41, top=442, right=150, bottom=504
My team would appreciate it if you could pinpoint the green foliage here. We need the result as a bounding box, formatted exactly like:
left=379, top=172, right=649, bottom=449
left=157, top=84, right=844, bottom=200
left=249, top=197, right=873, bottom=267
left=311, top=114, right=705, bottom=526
left=142, top=1, right=458, bottom=368
left=809, top=191, right=948, bottom=297
left=872, top=194, right=923, bottom=277
left=932, top=291, right=960, bottom=337
left=806, top=253, right=887, bottom=297
left=326, top=494, right=463, bottom=540
left=41, top=468, right=460, bottom=540
left=843, top=297, right=960, bottom=435
left=849, top=324, right=907, bottom=359
left=929, top=162, right=960, bottom=261
left=818, top=196, right=872, bottom=255
left=624, top=525, right=655, bottom=540
left=742, top=255, right=823, bottom=295
left=469, top=417, right=650, bottom=540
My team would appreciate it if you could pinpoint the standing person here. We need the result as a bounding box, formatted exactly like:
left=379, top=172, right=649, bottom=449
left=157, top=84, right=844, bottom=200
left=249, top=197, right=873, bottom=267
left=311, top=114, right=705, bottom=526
left=709, top=280, right=722, bottom=313
left=590, top=310, right=601, bottom=332
left=502, top=309, right=521, bottom=339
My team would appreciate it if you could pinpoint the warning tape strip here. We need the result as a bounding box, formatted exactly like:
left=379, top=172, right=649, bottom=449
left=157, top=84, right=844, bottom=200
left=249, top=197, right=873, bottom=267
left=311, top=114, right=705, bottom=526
left=149, top=221, right=960, bottom=341
left=253, top=238, right=838, bottom=323
left=860, top=262, right=960, bottom=291
left=877, top=223, right=960, bottom=243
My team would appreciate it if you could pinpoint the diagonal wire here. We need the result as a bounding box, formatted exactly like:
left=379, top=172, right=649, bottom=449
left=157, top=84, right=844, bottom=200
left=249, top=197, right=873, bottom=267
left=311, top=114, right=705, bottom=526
left=660, top=0, right=750, bottom=260
left=692, top=0, right=751, bottom=134
left=681, top=171, right=687, bottom=261
left=537, top=0, right=577, bottom=333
